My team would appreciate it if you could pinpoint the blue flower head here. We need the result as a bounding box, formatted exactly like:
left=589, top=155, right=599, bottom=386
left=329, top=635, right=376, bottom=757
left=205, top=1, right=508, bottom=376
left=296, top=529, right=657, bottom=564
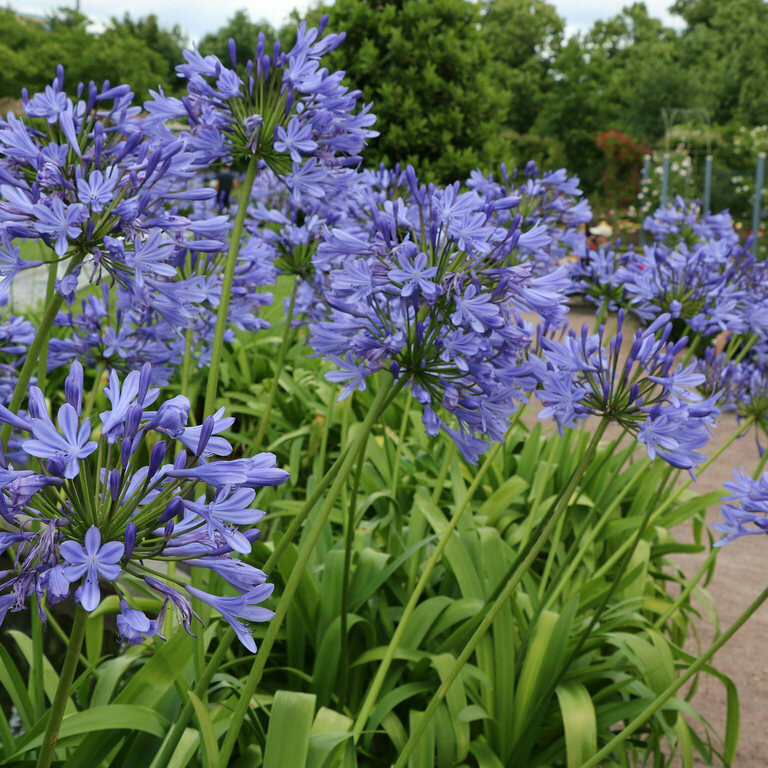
left=307, top=166, right=572, bottom=462
left=0, top=361, right=289, bottom=652
left=532, top=310, right=718, bottom=474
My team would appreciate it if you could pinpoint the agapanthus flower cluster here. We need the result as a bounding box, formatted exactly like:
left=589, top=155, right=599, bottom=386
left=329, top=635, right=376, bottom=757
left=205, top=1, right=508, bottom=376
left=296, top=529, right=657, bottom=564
left=308, top=165, right=570, bottom=462
left=568, top=201, right=768, bottom=346
left=245, top=163, right=372, bottom=327
left=531, top=310, right=719, bottom=473
left=614, top=234, right=767, bottom=339
left=0, top=361, right=288, bottom=651
left=643, top=197, right=740, bottom=248
left=566, top=241, right=634, bottom=313
left=713, top=470, right=768, bottom=545
left=698, top=344, right=768, bottom=452
left=144, top=18, right=377, bottom=204
left=467, top=161, right=592, bottom=274
left=0, top=67, right=227, bottom=328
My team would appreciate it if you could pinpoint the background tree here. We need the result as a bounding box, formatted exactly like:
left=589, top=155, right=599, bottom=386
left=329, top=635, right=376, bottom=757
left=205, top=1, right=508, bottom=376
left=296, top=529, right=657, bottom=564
left=0, top=8, right=185, bottom=98
left=292, top=0, right=510, bottom=182
left=198, top=10, right=276, bottom=66
left=481, top=0, right=564, bottom=136
left=676, top=0, right=768, bottom=125
left=106, top=15, right=186, bottom=93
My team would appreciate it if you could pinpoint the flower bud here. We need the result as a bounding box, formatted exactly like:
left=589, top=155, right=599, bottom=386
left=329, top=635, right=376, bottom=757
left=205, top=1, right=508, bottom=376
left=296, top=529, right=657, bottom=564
left=109, top=468, right=121, bottom=500
left=125, top=404, right=142, bottom=440
left=124, top=522, right=136, bottom=560
left=120, top=438, right=132, bottom=470
left=158, top=496, right=184, bottom=525
left=148, top=441, right=167, bottom=478
left=46, top=457, right=65, bottom=478
left=196, top=417, right=214, bottom=457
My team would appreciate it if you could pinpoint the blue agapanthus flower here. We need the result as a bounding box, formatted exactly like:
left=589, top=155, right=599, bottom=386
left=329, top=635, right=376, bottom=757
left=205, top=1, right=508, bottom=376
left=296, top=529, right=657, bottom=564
left=531, top=310, right=719, bottom=474
left=713, top=470, right=768, bottom=545
left=0, top=66, right=225, bottom=330
left=0, top=361, right=289, bottom=651
left=143, top=17, right=377, bottom=204
left=306, top=165, right=570, bottom=462
left=467, top=161, right=592, bottom=275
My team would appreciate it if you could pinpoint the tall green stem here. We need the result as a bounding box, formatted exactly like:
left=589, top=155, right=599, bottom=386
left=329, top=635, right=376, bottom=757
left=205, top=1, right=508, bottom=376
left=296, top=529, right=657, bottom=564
left=252, top=280, right=298, bottom=451
left=203, top=157, right=259, bottom=417
left=315, top=391, right=335, bottom=478
left=261, top=384, right=403, bottom=576
left=36, top=261, right=58, bottom=392
left=753, top=438, right=768, bottom=479
left=339, top=440, right=368, bottom=706
left=180, top=326, right=195, bottom=398
left=217, top=377, right=401, bottom=766
left=654, top=549, right=717, bottom=630
left=352, top=441, right=502, bottom=741
left=406, top=439, right=454, bottom=593
left=580, top=581, right=768, bottom=768
left=2, top=250, right=86, bottom=446
left=393, top=419, right=609, bottom=768
left=654, top=421, right=768, bottom=631
left=390, top=391, right=412, bottom=503
left=589, top=416, right=755, bottom=584
left=148, top=631, right=235, bottom=768
left=30, top=599, right=45, bottom=718
left=262, top=448, right=348, bottom=575
left=36, top=607, right=88, bottom=768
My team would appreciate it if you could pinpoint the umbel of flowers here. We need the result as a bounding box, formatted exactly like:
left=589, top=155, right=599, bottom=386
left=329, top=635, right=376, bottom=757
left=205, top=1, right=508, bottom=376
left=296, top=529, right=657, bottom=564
left=0, top=361, right=288, bottom=651
left=531, top=310, right=719, bottom=473
left=308, top=165, right=570, bottom=462
left=143, top=18, right=377, bottom=197
left=0, top=66, right=220, bottom=317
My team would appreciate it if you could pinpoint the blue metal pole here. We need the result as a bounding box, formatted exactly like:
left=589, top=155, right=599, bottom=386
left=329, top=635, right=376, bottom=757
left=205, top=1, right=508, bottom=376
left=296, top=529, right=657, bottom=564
left=703, top=154, right=713, bottom=214
left=640, top=154, right=651, bottom=246
left=660, top=154, right=670, bottom=209
left=752, top=152, right=765, bottom=257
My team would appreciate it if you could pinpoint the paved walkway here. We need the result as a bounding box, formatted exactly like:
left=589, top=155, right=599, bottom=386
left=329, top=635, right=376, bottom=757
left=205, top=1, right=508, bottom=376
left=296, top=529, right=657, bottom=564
left=672, top=413, right=768, bottom=767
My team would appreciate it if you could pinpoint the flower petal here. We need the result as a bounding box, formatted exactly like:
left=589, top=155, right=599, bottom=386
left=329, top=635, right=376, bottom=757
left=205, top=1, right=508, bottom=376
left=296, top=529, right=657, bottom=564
left=76, top=578, right=101, bottom=611
left=84, top=526, right=101, bottom=555
left=97, top=541, right=125, bottom=564
left=60, top=540, right=87, bottom=564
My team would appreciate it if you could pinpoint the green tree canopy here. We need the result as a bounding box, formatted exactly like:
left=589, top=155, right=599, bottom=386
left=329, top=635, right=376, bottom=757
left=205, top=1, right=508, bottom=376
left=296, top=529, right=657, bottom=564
left=198, top=10, right=276, bottom=67
left=292, top=0, right=510, bottom=183
left=0, top=7, right=186, bottom=99
left=481, top=0, right=564, bottom=135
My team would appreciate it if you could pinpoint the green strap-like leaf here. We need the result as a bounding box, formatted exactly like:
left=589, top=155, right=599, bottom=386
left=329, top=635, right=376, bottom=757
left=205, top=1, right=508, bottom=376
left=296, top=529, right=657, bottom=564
left=555, top=683, right=597, bottom=768
left=4, top=705, right=170, bottom=759
left=188, top=690, right=219, bottom=768
left=263, top=690, right=316, bottom=768
left=167, top=728, right=200, bottom=768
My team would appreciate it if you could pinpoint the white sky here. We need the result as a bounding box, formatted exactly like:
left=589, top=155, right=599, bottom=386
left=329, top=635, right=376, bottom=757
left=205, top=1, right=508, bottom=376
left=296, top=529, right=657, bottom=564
left=13, top=0, right=683, bottom=42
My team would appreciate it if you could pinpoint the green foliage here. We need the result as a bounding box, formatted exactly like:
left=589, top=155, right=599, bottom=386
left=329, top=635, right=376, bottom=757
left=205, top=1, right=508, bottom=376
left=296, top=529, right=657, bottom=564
left=481, top=0, right=563, bottom=136
left=0, top=279, right=739, bottom=767
left=295, top=0, right=511, bottom=183
left=198, top=11, right=276, bottom=68
left=0, top=8, right=185, bottom=99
